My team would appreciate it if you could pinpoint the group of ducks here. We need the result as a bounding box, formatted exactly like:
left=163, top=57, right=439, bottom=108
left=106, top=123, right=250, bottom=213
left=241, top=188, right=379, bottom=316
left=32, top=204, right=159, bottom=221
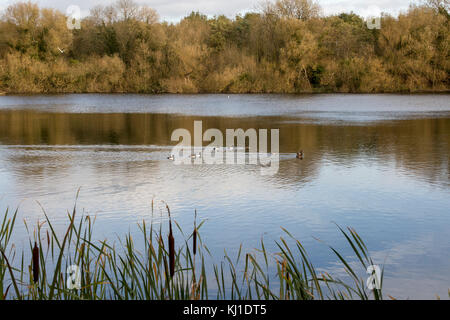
left=168, top=150, right=305, bottom=161
left=167, top=154, right=201, bottom=160
left=167, top=148, right=224, bottom=160
left=166, top=148, right=225, bottom=161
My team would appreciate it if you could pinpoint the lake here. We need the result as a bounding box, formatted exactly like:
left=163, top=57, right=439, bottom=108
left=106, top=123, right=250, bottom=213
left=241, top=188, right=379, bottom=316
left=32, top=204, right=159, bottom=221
left=0, top=94, right=449, bottom=299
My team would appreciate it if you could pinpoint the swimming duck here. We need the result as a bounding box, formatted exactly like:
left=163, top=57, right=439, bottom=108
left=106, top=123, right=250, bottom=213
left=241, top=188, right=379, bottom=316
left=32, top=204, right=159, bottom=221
left=168, top=155, right=175, bottom=161
left=296, top=151, right=304, bottom=160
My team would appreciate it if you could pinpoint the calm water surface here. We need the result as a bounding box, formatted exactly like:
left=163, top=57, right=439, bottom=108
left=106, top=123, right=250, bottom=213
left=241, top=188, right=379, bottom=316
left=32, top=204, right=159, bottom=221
left=0, top=94, right=449, bottom=299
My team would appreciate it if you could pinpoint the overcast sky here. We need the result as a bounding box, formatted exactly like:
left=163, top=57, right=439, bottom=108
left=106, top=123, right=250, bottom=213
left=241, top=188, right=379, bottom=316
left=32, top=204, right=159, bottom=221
left=0, top=0, right=421, bottom=22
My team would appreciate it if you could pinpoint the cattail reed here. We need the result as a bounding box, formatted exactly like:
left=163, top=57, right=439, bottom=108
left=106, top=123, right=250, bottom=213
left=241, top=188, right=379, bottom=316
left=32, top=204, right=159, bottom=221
left=168, top=231, right=175, bottom=278
left=32, top=242, right=39, bottom=283
left=0, top=205, right=384, bottom=300
left=167, top=205, right=175, bottom=278
left=191, top=210, right=198, bottom=299
left=286, top=270, right=290, bottom=300
left=193, top=210, right=198, bottom=256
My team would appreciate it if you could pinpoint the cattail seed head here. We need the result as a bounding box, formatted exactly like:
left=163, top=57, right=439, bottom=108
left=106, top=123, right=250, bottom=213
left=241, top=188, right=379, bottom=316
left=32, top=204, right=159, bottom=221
left=164, top=203, right=175, bottom=278
left=193, top=228, right=197, bottom=256
left=168, top=232, right=175, bottom=278
left=32, top=242, right=39, bottom=283
left=193, top=209, right=198, bottom=256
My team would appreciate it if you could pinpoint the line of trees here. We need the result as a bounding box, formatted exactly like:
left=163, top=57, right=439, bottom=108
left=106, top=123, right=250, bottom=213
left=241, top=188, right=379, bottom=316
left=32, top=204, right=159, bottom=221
left=0, top=0, right=448, bottom=93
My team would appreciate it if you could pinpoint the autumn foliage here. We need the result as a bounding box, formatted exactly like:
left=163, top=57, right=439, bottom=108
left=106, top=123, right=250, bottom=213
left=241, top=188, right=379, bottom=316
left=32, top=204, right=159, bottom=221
left=0, top=0, right=448, bottom=93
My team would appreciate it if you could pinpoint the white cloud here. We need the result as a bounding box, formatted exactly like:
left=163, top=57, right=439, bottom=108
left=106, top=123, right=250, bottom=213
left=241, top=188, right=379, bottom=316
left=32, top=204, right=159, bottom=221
left=0, top=0, right=420, bottom=21
left=320, top=0, right=419, bottom=17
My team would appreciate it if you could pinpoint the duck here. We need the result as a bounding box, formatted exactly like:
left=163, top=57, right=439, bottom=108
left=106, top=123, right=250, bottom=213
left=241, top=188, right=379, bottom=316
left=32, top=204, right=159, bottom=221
left=296, top=151, right=304, bottom=160
left=168, top=155, right=175, bottom=161
left=213, top=147, right=221, bottom=152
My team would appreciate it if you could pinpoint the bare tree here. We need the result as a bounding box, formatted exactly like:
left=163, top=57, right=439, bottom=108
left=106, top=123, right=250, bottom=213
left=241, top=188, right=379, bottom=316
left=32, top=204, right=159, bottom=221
left=89, top=5, right=118, bottom=25
left=3, top=1, right=39, bottom=28
left=137, top=6, right=159, bottom=24
left=116, top=0, right=139, bottom=21
left=271, top=0, right=321, bottom=20
left=425, top=0, right=449, bottom=12
left=90, top=0, right=157, bottom=24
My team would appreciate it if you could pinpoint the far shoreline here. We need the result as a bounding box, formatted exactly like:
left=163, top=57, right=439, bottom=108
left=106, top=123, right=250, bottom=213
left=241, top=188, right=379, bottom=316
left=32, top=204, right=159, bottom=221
left=1, top=91, right=449, bottom=96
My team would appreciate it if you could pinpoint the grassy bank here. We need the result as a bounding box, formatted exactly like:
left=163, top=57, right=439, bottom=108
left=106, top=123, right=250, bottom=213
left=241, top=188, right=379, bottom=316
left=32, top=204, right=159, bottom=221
left=0, top=197, right=388, bottom=300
